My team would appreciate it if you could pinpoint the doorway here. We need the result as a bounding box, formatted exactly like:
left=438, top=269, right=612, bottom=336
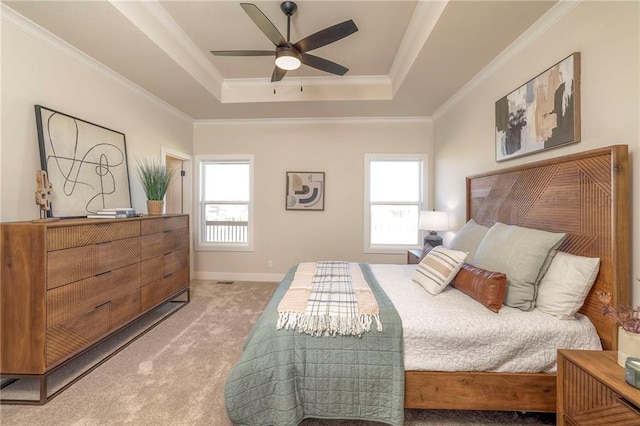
left=162, top=147, right=192, bottom=216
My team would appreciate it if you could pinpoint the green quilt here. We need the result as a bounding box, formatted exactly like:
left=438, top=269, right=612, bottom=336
left=224, top=263, right=404, bottom=426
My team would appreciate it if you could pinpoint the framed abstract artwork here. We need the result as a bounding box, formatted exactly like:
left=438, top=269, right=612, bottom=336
left=35, top=105, right=132, bottom=218
left=495, top=52, right=580, bottom=162
left=285, top=171, right=325, bottom=211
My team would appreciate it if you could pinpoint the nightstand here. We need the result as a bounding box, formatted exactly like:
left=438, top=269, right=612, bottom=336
left=407, top=249, right=421, bottom=265
left=557, top=349, right=640, bottom=425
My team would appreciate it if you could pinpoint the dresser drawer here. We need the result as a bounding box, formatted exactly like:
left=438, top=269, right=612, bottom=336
left=141, top=216, right=188, bottom=235
left=46, top=302, right=111, bottom=366
left=140, top=268, right=188, bottom=311
left=47, top=221, right=140, bottom=251
left=110, top=291, right=141, bottom=329
left=141, top=229, right=188, bottom=260
left=46, top=263, right=140, bottom=328
left=140, top=248, right=188, bottom=285
left=47, top=237, right=141, bottom=289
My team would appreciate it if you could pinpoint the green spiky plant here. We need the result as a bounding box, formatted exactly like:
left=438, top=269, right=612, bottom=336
left=136, top=157, right=176, bottom=201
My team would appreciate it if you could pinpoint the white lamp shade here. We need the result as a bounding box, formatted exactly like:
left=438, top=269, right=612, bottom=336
left=419, top=210, right=449, bottom=231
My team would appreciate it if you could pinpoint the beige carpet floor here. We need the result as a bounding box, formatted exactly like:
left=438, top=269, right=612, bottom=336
left=0, top=280, right=555, bottom=426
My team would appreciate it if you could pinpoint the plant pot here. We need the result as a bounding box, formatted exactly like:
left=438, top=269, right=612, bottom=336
left=618, top=327, right=640, bottom=367
left=146, top=200, right=164, bottom=215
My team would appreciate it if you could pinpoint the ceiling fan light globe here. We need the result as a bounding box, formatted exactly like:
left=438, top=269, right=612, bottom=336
left=275, top=49, right=301, bottom=70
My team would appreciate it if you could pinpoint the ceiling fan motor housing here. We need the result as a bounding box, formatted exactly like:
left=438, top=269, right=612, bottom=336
left=280, top=1, right=297, bottom=17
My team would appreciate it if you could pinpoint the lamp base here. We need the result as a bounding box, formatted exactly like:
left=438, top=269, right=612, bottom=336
left=424, top=232, right=443, bottom=248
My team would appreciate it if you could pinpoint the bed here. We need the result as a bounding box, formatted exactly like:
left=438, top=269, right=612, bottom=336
left=403, top=144, right=630, bottom=413
left=225, top=145, right=630, bottom=424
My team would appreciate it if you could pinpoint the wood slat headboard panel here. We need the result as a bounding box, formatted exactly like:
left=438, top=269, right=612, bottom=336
left=466, top=145, right=630, bottom=350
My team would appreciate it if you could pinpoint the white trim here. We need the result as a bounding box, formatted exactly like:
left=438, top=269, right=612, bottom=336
left=195, top=116, right=432, bottom=126
left=389, top=0, right=448, bottom=96
left=192, top=271, right=285, bottom=283
left=433, top=0, right=582, bottom=120
left=109, top=0, right=223, bottom=101
left=1, top=3, right=193, bottom=123
left=221, top=75, right=392, bottom=103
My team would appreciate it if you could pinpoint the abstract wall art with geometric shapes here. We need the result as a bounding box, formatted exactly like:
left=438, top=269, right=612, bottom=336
left=35, top=105, right=132, bottom=218
left=495, top=52, right=580, bottom=162
left=286, top=172, right=325, bottom=211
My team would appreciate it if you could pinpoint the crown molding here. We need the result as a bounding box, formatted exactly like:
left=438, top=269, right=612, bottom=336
left=1, top=3, right=193, bottom=123
left=432, top=0, right=582, bottom=120
left=388, top=0, right=448, bottom=96
left=194, top=116, right=431, bottom=126
left=221, top=75, right=392, bottom=103
left=109, top=0, right=224, bottom=101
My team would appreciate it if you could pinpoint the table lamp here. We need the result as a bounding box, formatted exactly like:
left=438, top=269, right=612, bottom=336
left=419, top=210, right=449, bottom=247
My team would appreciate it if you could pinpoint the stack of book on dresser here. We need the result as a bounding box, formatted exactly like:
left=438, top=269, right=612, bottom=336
left=86, top=208, right=137, bottom=219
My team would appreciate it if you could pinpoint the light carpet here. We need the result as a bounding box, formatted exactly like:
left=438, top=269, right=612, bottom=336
left=0, top=280, right=555, bottom=426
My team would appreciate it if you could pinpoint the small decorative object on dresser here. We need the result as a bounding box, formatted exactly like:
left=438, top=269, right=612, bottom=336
left=557, top=350, right=640, bottom=425
left=136, top=157, right=176, bottom=215
left=33, top=170, right=59, bottom=222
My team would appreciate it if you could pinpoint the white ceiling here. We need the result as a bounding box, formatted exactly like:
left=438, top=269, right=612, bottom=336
left=3, top=0, right=557, bottom=120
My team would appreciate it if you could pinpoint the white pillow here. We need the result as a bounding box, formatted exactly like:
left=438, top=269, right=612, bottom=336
left=536, top=251, right=600, bottom=319
left=412, top=246, right=467, bottom=295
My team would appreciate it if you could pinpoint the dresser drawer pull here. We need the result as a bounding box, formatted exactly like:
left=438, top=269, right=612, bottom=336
left=164, top=251, right=173, bottom=256
left=95, top=271, right=111, bottom=277
left=617, top=397, right=640, bottom=415
left=164, top=273, right=173, bottom=279
left=95, top=301, right=110, bottom=309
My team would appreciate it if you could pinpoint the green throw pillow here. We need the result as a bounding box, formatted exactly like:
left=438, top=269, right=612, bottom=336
left=472, top=222, right=566, bottom=311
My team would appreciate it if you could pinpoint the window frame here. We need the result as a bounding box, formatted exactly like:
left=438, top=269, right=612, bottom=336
left=363, top=153, right=427, bottom=254
left=195, top=154, right=254, bottom=252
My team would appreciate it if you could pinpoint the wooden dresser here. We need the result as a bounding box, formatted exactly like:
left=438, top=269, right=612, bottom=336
left=558, top=349, right=640, bottom=425
left=1, top=214, right=189, bottom=401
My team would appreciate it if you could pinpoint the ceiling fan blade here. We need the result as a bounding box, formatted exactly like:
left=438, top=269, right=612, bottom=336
left=271, top=66, right=287, bottom=82
left=240, top=3, right=287, bottom=47
left=301, top=53, right=348, bottom=76
left=294, top=20, right=358, bottom=53
left=211, top=50, right=274, bottom=57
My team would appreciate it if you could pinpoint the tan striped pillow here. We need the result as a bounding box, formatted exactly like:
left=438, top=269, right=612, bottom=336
left=412, top=246, right=467, bottom=295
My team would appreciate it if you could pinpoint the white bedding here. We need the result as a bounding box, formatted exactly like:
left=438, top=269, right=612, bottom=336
left=371, top=264, right=602, bottom=373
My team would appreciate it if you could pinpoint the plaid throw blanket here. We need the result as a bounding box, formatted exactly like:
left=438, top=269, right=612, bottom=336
left=277, top=261, right=382, bottom=337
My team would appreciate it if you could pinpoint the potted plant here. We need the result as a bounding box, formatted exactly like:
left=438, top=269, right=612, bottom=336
left=136, top=157, right=176, bottom=215
left=598, top=291, right=640, bottom=366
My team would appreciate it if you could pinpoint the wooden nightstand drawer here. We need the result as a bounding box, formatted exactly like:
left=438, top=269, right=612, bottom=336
left=558, top=350, right=640, bottom=425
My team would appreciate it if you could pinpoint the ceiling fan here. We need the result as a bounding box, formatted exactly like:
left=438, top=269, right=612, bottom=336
left=211, top=2, right=358, bottom=82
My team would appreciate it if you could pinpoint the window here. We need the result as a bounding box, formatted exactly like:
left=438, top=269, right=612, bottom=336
left=196, top=155, right=253, bottom=251
left=364, top=154, right=427, bottom=253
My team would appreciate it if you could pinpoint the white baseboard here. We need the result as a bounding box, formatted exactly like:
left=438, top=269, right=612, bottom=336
left=192, top=271, right=285, bottom=283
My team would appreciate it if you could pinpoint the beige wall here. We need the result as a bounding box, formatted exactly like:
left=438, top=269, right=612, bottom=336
left=433, top=2, right=640, bottom=302
left=193, top=119, right=433, bottom=281
left=0, top=15, right=193, bottom=222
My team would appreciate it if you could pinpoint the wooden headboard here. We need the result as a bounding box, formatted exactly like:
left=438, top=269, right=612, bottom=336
left=466, top=145, right=629, bottom=350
